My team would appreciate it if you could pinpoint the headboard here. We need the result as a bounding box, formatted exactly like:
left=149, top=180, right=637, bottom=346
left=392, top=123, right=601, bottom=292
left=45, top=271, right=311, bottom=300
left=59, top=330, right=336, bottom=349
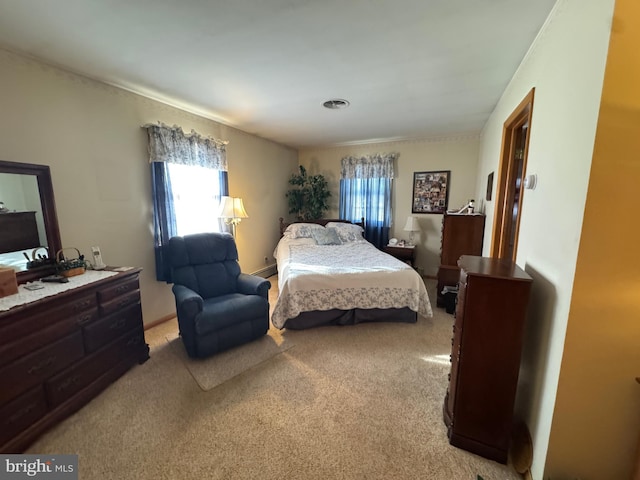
left=279, top=217, right=365, bottom=237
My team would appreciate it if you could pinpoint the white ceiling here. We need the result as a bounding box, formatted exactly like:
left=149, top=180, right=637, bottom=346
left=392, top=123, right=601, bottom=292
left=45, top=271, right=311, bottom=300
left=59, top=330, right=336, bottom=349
left=0, top=0, right=557, bottom=148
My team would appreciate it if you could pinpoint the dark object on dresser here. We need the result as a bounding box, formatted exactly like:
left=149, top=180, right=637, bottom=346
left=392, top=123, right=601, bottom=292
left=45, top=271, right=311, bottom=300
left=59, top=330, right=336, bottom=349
left=0, top=211, right=40, bottom=254
left=443, top=255, right=532, bottom=463
left=436, top=213, right=485, bottom=307
left=0, top=268, right=149, bottom=453
left=167, top=232, right=271, bottom=359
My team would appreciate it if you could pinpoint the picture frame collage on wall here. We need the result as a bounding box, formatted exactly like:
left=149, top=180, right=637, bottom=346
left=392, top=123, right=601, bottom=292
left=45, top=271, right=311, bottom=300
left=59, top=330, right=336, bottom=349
left=411, top=170, right=450, bottom=214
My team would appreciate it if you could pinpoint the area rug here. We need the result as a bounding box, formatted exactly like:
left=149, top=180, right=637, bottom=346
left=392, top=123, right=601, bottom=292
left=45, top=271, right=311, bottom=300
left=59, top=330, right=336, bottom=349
left=166, top=328, right=295, bottom=391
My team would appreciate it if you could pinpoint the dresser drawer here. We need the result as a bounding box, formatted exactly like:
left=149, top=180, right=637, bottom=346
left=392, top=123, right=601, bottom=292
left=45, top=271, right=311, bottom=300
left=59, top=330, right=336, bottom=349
left=0, top=294, right=97, bottom=345
left=0, top=331, right=85, bottom=406
left=83, top=304, right=143, bottom=353
left=45, top=328, right=142, bottom=407
left=118, top=327, right=147, bottom=359
left=99, top=290, right=140, bottom=317
left=0, top=386, right=48, bottom=447
left=0, top=309, right=98, bottom=368
left=98, top=277, right=139, bottom=304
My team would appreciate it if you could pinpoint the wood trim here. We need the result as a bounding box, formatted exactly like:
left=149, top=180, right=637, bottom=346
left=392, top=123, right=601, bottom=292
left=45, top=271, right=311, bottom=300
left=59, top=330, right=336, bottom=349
left=490, top=88, right=535, bottom=260
left=143, top=313, right=175, bottom=331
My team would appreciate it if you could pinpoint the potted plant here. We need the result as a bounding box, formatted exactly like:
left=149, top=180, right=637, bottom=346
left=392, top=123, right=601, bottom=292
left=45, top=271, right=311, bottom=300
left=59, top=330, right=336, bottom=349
left=286, top=165, right=331, bottom=220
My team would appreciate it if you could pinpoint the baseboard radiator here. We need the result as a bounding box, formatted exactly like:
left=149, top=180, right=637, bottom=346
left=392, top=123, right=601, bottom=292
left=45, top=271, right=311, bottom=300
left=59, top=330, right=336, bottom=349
left=251, top=264, right=277, bottom=279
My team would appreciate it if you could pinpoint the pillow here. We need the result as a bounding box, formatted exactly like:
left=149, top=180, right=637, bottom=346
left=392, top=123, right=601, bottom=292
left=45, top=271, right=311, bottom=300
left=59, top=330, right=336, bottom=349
left=283, top=223, right=325, bottom=239
left=326, top=222, right=365, bottom=243
left=311, top=227, right=342, bottom=245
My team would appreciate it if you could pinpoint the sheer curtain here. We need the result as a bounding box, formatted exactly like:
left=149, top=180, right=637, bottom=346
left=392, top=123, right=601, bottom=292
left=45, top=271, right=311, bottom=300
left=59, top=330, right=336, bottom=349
left=144, top=123, right=229, bottom=281
left=339, top=153, right=396, bottom=249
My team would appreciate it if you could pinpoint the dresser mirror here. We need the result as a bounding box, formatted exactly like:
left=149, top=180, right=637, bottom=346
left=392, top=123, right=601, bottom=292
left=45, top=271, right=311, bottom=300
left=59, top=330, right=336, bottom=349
left=0, top=160, right=62, bottom=282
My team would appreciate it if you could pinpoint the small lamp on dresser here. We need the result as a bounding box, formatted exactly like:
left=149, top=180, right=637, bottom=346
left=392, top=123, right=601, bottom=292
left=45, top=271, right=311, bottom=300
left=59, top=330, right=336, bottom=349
left=403, top=216, right=420, bottom=246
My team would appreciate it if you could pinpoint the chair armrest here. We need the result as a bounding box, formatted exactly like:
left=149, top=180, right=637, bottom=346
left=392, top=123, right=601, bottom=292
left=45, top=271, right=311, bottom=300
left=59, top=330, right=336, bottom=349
left=237, top=273, right=271, bottom=300
left=172, top=284, right=203, bottom=319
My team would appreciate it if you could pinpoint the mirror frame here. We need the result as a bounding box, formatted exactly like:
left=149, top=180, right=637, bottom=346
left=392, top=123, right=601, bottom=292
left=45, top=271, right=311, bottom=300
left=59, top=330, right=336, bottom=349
left=0, top=160, right=62, bottom=283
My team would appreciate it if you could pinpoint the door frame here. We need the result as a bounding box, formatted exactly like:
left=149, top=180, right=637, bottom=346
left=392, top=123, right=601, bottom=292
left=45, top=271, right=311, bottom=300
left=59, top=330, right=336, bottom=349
left=490, top=88, right=535, bottom=260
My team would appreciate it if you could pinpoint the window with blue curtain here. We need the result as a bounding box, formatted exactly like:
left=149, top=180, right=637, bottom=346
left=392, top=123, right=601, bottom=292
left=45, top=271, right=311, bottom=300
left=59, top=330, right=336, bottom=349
left=144, top=123, right=229, bottom=282
left=339, top=153, right=396, bottom=249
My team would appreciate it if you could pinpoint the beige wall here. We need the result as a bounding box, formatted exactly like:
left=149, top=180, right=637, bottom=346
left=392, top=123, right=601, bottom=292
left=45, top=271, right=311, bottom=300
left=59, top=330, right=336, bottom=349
left=0, top=48, right=298, bottom=325
left=546, top=0, right=640, bottom=478
left=475, top=0, right=615, bottom=478
left=299, top=136, right=480, bottom=276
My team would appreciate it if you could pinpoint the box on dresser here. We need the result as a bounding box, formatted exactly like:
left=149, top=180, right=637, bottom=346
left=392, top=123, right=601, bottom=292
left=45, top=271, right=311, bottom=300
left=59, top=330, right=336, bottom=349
left=0, top=267, right=18, bottom=298
left=0, top=267, right=149, bottom=453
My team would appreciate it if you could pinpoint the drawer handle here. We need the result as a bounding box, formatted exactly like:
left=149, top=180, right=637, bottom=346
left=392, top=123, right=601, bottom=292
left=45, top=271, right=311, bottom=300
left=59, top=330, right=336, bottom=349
left=76, top=313, right=94, bottom=326
left=28, top=356, right=56, bottom=375
left=118, top=298, right=133, bottom=308
left=447, top=373, right=451, bottom=381
left=56, top=375, right=81, bottom=392
left=110, top=318, right=126, bottom=330
left=449, top=354, right=452, bottom=363
left=126, top=336, right=142, bottom=347
left=73, top=299, right=93, bottom=312
left=115, top=284, right=132, bottom=294
left=7, top=404, right=37, bottom=424
left=450, top=337, right=454, bottom=346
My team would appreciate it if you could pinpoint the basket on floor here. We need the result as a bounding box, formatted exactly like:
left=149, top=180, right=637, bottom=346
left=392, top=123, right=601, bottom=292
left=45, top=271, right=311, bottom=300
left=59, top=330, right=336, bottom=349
left=56, top=247, right=87, bottom=277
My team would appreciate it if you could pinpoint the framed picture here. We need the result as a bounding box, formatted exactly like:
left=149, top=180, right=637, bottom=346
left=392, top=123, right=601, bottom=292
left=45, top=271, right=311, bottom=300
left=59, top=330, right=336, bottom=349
left=486, top=171, right=494, bottom=201
left=411, top=170, right=450, bottom=214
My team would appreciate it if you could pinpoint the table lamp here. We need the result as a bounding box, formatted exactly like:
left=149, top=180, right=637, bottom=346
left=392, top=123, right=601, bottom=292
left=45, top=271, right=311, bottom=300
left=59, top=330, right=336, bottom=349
left=403, top=216, right=419, bottom=246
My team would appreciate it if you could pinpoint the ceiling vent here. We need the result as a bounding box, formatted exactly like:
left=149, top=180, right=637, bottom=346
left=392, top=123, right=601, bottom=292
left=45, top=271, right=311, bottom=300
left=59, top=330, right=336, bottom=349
left=323, top=99, right=350, bottom=109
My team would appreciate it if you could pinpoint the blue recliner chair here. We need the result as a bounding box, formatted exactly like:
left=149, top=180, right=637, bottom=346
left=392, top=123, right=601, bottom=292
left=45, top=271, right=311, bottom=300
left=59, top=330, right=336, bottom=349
left=167, top=232, right=271, bottom=359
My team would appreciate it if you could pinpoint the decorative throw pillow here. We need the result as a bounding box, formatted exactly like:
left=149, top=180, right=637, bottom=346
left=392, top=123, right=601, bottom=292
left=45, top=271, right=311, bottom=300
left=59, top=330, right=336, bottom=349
left=284, top=223, right=325, bottom=239
left=311, top=227, right=342, bottom=245
left=326, top=222, right=365, bottom=243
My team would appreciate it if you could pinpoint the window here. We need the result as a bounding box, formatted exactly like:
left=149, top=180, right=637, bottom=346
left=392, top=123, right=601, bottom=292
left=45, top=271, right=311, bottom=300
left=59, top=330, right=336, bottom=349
left=340, top=178, right=389, bottom=224
left=339, top=153, right=396, bottom=248
left=144, top=123, right=228, bottom=281
left=168, top=163, right=224, bottom=236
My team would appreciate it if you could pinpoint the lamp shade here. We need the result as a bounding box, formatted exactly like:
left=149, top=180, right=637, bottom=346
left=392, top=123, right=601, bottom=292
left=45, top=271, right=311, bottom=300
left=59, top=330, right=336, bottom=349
left=218, top=196, right=248, bottom=219
left=403, top=216, right=419, bottom=232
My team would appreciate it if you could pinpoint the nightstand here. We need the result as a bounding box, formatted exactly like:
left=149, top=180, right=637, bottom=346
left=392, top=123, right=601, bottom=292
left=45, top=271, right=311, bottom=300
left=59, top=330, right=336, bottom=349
left=384, top=245, right=416, bottom=267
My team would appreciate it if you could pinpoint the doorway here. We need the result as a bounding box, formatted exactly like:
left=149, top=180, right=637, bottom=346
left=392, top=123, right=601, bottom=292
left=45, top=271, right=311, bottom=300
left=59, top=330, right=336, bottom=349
left=490, top=88, right=534, bottom=261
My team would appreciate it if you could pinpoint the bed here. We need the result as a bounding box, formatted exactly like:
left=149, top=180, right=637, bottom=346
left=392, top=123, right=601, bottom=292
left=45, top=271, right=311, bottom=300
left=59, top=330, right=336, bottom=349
left=271, top=218, right=433, bottom=330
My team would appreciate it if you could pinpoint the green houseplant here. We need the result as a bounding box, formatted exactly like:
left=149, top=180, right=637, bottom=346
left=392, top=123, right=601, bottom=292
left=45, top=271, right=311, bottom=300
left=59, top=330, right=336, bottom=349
left=286, top=165, right=331, bottom=221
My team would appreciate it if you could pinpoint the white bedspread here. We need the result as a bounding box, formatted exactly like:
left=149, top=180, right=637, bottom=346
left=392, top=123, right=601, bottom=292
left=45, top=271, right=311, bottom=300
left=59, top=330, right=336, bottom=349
left=272, top=237, right=432, bottom=329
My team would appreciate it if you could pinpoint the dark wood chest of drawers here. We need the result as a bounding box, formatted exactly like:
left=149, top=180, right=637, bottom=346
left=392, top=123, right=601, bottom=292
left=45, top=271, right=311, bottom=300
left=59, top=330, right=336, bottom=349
left=443, top=255, right=532, bottom=463
left=0, top=269, right=149, bottom=452
left=436, top=214, right=485, bottom=307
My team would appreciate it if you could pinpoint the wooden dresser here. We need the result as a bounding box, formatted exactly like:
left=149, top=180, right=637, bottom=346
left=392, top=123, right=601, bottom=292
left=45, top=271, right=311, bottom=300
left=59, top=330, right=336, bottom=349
left=436, top=213, right=485, bottom=307
left=0, top=268, right=149, bottom=453
left=443, top=255, right=532, bottom=463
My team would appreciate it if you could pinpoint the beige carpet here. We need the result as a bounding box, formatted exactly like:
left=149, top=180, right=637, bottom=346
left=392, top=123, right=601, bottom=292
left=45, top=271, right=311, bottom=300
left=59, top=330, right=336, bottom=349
left=26, top=277, right=523, bottom=480
left=166, top=328, right=295, bottom=391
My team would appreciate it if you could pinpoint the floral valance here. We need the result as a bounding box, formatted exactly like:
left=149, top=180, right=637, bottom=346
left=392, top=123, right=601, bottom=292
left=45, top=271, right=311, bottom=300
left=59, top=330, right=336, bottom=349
left=340, top=153, right=397, bottom=179
left=143, top=122, right=228, bottom=171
